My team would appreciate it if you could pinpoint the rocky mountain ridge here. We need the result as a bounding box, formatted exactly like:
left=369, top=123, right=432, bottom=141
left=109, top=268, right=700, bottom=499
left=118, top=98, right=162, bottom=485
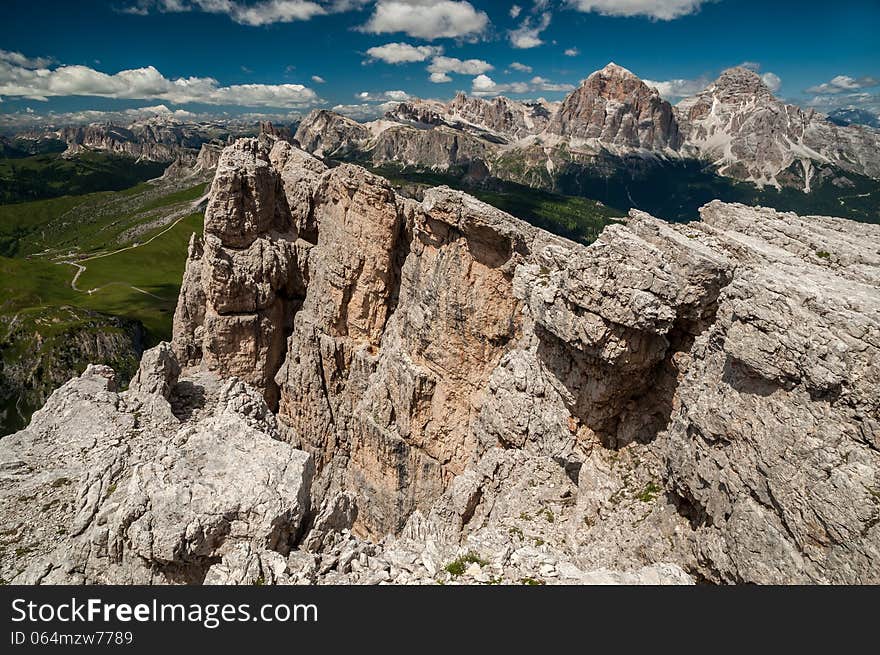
left=1, top=138, right=877, bottom=585
left=19, top=116, right=295, bottom=180
left=549, top=63, right=683, bottom=151
left=828, top=108, right=880, bottom=130
left=678, top=67, right=880, bottom=189
left=294, top=63, right=880, bottom=196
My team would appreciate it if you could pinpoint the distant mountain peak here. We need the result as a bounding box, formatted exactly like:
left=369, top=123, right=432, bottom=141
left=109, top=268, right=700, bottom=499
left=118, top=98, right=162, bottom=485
left=826, top=107, right=880, bottom=129
left=551, top=63, right=681, bottom=151
left=594, top=62, right=636, bottom=78
left=678, top=66, right=880, bottom=190
left=710, top=66, right=774, bottom=99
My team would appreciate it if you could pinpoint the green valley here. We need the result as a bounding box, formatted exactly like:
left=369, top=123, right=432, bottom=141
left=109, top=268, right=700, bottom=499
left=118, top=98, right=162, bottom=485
left=0, top=170, right=208, bottom=435
left=0, top=150, right=168, bottom=203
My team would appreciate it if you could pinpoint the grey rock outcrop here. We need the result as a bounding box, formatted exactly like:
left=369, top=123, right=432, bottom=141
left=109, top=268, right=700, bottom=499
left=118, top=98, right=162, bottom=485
left=294, top=108, right=493, bottom=172
left=294, top=109, right=370, bottom=158
left=387, top=93, right=556, bottom=142
left=172, top=138, right=312, bottom=408
left=448, top=92, right=555, bottom=139
left=372, top=124, right=493, bottom=170
left=195, top=142, right=223, bottom=172
left=60, top=116, right=218, bottom=163
left=3, top=140, right=878, bottom=585
left=168, top=142, right=879, bottom=583
left=677, top=66, right=880, bottom=190
left=129, top=342, right=180, bottom=398
left=0, top=351, right=314, bottom=584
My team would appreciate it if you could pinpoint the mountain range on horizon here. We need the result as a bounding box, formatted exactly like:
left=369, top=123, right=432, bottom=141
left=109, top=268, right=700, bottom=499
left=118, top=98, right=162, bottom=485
left=295, top=63, right=880, bottom=193
left=6, top=62, right=880, bottom=223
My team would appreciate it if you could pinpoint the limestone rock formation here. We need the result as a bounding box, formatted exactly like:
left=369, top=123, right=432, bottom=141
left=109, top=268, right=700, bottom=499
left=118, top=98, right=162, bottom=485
left=3, top=140, right=878, bottom=585
left=172, top=138, right=311, bottom=408
left=448, top=93, right=555, bottom=139
left=677, top=66, right=880, bottom=189
left=129, top=341, right=179, bottom=398
left=60, top=115, right=221, bottom=163
left=294, top=109, right=370, bottom=158
left=166, top=140, right=879, bottom=583
left=195, top=142, right=223, bottom=172
left=387, top=92, right=556, bottom=141
left=0, top=348, right=313, bottom=584
left=372, top=124, right=493, bottom=170
left=549, top=63, right=683, bottom=151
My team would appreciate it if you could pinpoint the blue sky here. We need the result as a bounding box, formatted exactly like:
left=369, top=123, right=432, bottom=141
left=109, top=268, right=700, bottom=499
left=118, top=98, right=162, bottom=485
left=1, top=0, right=878, bottom=125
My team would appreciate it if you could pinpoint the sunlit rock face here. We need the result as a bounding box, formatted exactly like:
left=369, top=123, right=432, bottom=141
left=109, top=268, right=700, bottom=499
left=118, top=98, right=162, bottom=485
left=3, top=138, right=878, bottom=586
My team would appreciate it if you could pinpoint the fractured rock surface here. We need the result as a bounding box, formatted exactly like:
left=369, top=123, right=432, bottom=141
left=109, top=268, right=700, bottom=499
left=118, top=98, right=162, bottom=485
left=0, top=356, right=313, bottom=584
left=2, top=139, right=878, bottom=585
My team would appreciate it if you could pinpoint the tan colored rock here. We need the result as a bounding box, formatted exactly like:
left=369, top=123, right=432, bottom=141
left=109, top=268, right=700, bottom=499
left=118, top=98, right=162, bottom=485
left=129, top=342, right=179, bottom=398
left=172, top=139, right=315, bottom=407
left=163, top=142, right=880, bottom=583
left=172, top=233, right=207, bottom=367
left=203, top=137, right=287, bottom=248
left=269, top=140, right=327, bottom=241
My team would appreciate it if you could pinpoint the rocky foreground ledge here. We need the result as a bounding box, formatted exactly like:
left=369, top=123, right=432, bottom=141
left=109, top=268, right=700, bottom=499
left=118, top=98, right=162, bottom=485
left=1, top=138, right=878, bottom=585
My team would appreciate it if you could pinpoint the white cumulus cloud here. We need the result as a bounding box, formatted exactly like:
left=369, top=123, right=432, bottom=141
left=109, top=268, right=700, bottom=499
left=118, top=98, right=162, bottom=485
left=644, top=76, right=711, bottom=100
left=427, top=56, right=493, bottom=83
left=529, top=76, right=576, bottom=92
left=471, top=73, right=574, bottom=97
left=311, top=75, right=326, bottom=83
left=567, top=0, right=716, bottom=21
left=365, top=42, right=443, bottom=64
left=332, top=100, right=400, bottom=120
left=357, top=89, right=411, bottom=102
left=806, top=91, right=880, bottom=117
left=761, top=72, right=781, bottom=93
left=121, top=0, right=347, bottom=26
left=646, top=64, right=782, bottom=102
left=360, top=0, right=489, bottom=40
left=508, top=62, right=533, bottom=73
left=509, top=12, right=551, bottom=49
left=0, top=49, right=55, bottom=69
left=0, top=52, right=319, bottom=108
left=806, top=74, right=879, bottom=95
left=564, top=47, right=579, bottom=57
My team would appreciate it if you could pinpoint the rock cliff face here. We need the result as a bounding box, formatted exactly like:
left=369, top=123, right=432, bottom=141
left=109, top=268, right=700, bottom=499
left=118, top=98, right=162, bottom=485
left=173, top=139, right=880, bottom=581
left=61, top=124, right=185, bottom=163
left=386, top=93, right=555, bottom=142
left=372, top=124, right=494, bottom=170
left=195, top=142, right=223, bottom=172
left=677, top=66, right=880, bottom=189
left=60, top=117, right=215, bottom=163
left=549, top=63, right=683, bottom=151
left=294, top=110, right=370, bottom=158
left=448, top=93, right=555, bottom=139
left=0, top=357, right=313, bottom=584
left=171, top=139, right=309, bottom=409
left=2, top=139, right=878, bottom=585
left=56, top=116, right=257, bottom=180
